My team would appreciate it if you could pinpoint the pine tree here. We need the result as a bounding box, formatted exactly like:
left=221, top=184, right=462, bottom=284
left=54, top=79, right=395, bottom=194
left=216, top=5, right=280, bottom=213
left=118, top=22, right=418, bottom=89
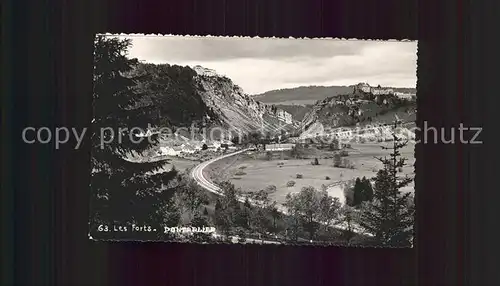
left=352, top=177, right=375, bottom=207
left=214, top=198, right=230, bottom=235
left=360, top=177, right=374, bottom=202
left=233, top=203, right=249, bottom=229
left=352, top=178, right=363, bottom=206
left=358, top=121, right=415, bottom=247
left=190, top=211, right=213, bottom=243
left=269, top=203, right=281, bottom=233
left=90, top=36, right=180, bottom=240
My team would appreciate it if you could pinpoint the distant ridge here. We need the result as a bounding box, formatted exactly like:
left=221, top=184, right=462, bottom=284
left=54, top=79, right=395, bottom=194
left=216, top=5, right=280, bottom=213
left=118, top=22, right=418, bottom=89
left=252, top=85, right=354, bottom=105
left=252, top=84, right=416, bottom=106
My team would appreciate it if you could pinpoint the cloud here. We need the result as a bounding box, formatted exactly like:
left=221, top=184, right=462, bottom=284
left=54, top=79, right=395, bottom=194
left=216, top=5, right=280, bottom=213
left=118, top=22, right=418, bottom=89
left=115, top=35, right=417, bottom=94
left=122, top=36, right=373, bottom=61
left=278, top=42, right=417, bottom=84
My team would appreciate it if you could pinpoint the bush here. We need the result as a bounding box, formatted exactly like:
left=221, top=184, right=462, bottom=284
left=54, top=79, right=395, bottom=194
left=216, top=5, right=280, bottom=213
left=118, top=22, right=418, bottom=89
left=202, top=143, right=208, bottom=150
left=235, top=228, right=247, bottom=243
left=329, top=141, right=340, bottom=151
left=265, top=185, right=277, bottom=193
left=287, top=180, right=296, bottom=187
left=266, top=151, right=273, bottom=161
left=231, top=137, right=240, bottom=145
left=342, top=158, right=355, bottom=169
left=325, top=176, right=331, bottom=180
left=296, top=174, right=303, bottom=179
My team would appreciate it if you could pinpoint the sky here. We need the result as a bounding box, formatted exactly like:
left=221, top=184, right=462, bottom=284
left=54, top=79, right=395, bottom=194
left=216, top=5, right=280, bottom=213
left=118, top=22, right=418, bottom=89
left=115, top=35, right=417, bottom=95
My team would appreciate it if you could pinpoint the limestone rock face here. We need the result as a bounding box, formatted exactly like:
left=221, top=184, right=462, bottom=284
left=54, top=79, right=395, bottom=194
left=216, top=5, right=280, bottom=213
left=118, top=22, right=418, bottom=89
left=299, top=83, right=417, bottom=139
left=193, top=65, right=296, bottom=135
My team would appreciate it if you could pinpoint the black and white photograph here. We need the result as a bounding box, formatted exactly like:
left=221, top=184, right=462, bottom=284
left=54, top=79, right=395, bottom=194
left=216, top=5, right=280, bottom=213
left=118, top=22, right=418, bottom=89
left=90, top=34, right=417, bottom=247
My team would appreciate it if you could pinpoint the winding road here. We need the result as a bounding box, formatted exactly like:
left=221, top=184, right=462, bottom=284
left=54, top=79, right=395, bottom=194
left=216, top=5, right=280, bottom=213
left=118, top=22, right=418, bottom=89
left=191, top=147, right=291, bottom=213
left=191, top=148, right=253, bottom=196
left=190, top=146, right=370, bottom=243
left=191, top=148, right=286, bottom=244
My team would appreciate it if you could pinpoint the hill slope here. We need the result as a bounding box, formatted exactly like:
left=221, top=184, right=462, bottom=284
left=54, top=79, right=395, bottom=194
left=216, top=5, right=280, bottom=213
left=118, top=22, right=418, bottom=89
left=253, top=85, right=417, bottom=106
left=299, top=84, right=417, bottom=138
left=252, top=86, right=354, bottom=105
left=194, top=66, right=297, bottom=135
left=130, top=63, right=297, bottom=139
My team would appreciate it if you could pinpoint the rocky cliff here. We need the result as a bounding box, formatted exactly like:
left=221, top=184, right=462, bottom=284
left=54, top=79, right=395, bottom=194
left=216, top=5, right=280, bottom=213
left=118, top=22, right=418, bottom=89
left=299, top=83, right=417, bottom=137
left=131, top=63, right=297, bottom=139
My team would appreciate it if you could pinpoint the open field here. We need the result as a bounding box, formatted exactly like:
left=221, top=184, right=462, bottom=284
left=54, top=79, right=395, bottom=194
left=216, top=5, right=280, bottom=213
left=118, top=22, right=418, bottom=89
left=205, top=142, right=415, bottom=205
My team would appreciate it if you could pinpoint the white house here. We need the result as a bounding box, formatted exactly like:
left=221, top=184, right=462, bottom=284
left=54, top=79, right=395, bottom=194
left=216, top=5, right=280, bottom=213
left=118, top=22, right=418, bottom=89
left=265, top=143, right=294, bottom=151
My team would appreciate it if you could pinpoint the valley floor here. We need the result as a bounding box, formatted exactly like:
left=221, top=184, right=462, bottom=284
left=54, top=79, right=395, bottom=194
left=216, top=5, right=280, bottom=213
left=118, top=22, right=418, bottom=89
left=205, top=142, right=415, bottom=205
